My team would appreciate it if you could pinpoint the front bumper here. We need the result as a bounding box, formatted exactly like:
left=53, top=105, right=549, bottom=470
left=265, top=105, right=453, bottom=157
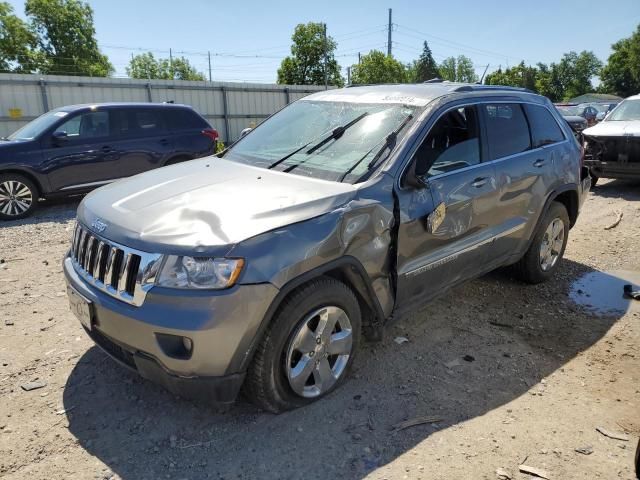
left=585, top=159, right=640, bottom=180
left=63, top=255, right=279, bottom=403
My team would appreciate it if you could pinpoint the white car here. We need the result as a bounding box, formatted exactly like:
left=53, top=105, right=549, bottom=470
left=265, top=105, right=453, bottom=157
left=583, top=95, right=640, bottom=185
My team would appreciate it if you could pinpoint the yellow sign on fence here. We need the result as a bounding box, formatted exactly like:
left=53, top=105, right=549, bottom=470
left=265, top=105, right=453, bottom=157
left=8, top=108, right=22, bottom=119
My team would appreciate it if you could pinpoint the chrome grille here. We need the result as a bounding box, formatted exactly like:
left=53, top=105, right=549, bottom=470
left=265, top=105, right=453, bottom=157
left=70, top=223, right=162, bottom=306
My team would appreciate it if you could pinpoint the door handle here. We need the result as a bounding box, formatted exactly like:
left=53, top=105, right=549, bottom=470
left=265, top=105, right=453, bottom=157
left=533, top=159, right=546, bottom=168
left=159, top=138, right=169, bottom=145
left=471, top=177, right=487, bottom=188
left=101, top=145, right=113, bottom=153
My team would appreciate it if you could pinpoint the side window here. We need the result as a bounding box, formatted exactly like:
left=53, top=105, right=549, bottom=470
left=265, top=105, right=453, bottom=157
left=414, top=105, right=481, bottom=176
left=524, top=104, right=565, bottom=148
left=56, top=111, right=110, bottom=140
left=132, top=109, right=165, bottom=136
left=166, top=108, right=209, bottom=130
left=483, top=103, right=530, bottom=160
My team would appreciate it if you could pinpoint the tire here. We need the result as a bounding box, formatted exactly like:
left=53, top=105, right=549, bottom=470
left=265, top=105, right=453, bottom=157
left=0, top=173, right=39, bottom=220
left=244, top=277, right=362, bottom=413
left=512, top=201, right=570, bottom=284
left=590, top=172, right=599, bottom=187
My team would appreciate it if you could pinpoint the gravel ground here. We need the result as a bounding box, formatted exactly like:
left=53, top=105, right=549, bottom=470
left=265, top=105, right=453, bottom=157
left=0, top=180, right=639, bottom=480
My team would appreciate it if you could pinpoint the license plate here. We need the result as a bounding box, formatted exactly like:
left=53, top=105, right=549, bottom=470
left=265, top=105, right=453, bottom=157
left=67, top=285, right=93, bottom=330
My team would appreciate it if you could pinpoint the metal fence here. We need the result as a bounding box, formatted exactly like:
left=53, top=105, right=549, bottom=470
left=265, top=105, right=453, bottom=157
left=0, top=73, right=329, bottom=141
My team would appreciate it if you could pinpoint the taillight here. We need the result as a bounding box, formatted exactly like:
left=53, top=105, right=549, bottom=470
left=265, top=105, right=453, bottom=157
left=202, top=128, right=219, bottom=141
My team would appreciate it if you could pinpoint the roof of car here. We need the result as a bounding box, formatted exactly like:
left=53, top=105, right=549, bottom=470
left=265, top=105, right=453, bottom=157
left=55, top=102, right=192, bottom=112
left=305, top=82, right=539, bottom=107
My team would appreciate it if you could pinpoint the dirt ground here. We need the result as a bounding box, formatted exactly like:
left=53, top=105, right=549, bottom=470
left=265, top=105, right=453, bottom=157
left=0, top=179, right=639, bottom=480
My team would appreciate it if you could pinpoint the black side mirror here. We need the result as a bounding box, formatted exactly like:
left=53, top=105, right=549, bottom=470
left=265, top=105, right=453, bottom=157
left=52, top=131, right=69, bottom=145
left=404, top=159, right=427, bottom=189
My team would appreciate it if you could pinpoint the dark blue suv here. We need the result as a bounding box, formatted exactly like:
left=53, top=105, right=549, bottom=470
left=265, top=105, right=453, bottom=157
left=0, top=102, right=218, bottom=220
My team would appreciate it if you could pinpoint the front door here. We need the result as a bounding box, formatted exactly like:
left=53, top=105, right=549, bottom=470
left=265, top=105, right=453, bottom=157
left=42, top=109, right=120, bottom=192
left=395, top=104, right=501, bottom=312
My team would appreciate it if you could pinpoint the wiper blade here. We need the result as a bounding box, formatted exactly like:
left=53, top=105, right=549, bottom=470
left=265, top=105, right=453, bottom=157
left=266, top=140, right=314, bottom=170
left=305, top=112, right=369, bottom=155
left=338, top=113, right=414, bottom=183
left=265, top=112, right=368, bottom=171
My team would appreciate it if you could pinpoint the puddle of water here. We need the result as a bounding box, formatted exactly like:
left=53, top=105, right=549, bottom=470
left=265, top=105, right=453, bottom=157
left=570, top=270, right=640, bottom=315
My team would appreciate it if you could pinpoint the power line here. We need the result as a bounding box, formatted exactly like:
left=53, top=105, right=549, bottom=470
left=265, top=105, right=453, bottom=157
left=394, top=24, right=524, bottom=62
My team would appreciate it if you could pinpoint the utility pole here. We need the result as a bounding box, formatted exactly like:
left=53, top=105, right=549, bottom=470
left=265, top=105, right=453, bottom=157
left=169, top=48, right=173, bottom=78
left=358, top=52, right=361, bottom=64
left=323, top=23, right=328, bottom=90
left=208, top=51, right=212, bottom=82
left=387, top=8, right=392, bottom=56
left=347, top=66, right=351, bottom=85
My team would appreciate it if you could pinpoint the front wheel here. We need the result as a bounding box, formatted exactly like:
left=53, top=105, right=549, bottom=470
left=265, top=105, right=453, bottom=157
left=513, top=201, right=570, bottom=284
left=244, top=277, right=361, bottom=413
left=0, top=174, right=39, bottom=220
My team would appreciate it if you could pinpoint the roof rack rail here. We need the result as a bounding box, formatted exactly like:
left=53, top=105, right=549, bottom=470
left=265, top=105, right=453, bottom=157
left=452, top=84, right=535, bottom=94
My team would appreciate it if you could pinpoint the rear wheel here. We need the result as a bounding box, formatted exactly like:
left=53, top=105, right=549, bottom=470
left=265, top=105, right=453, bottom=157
left=513, top=201, right=570, bottom=284
left=0, top=174, right=38, bottom=220
left=244, top=277, right=361, bottom=413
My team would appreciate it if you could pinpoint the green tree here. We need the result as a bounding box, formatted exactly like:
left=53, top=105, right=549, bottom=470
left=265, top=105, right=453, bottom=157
left=277, top=22, right=343, bottom=86
left=438, top=55, right=478, bottom=83
left=485, top=61, right=539, bottom=91
left=127, top=52, right=205, bottom=81
left=534, top=51, right=602, bottom=102
left=350, top=50, right=407, bottom=84
left=407, top=41, right=439, bottom=82
left=24, top=0, right=112, bottom=76
left=557, top=50, right=602, bottom=100
left=600, top=25, right=640, bottom=97
left=0, top=2, right=38, bottom=72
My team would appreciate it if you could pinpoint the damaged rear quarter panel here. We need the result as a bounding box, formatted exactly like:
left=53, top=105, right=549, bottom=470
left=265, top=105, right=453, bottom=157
left=227, top=175, right=397, bottom=318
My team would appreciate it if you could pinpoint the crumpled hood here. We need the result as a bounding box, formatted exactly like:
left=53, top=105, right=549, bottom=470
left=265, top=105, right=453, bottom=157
left=78, top=157, right=357, bottom=254
left=584, top=120, right=640, bottom=137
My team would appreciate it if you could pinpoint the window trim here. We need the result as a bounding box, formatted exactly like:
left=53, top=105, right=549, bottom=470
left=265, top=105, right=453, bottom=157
left=398, top=99, right=570, bottom=187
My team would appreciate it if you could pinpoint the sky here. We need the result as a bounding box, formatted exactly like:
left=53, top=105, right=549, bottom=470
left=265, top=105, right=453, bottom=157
left=5, top=0, right=640, bottom=83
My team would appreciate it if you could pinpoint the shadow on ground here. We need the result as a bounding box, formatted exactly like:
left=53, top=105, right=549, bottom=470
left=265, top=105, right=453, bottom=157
left=591, top=178, right=640, bottom=201
left=62, top=259, right=625, bottom=479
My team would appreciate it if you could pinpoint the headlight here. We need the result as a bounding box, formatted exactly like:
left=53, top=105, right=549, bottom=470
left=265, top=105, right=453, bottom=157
left=156, top=256, right=244, bottom=289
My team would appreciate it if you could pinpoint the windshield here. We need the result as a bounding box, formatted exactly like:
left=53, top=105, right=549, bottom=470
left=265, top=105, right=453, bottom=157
left=606, top=99, right=640, bottom=121
left=556, top=105, right=580, bottom=116
left=8, top=109, right=69, bottom=141
left=225, top=100, right=417, bottom=183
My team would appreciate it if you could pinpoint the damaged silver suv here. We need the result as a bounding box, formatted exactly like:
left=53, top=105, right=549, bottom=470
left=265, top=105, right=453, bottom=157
left=64, top=82, right=590, bottom=412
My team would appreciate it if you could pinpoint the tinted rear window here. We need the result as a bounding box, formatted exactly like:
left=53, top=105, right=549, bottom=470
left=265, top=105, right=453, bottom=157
left=524, top=104, right=565, bottom=148
left=166, top=108, right=209, bottom=130
left=483, top=104, right=531, bottom=160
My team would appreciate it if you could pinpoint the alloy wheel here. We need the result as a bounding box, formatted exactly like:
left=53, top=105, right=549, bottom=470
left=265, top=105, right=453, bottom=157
left=539, top=217, right=565, bottom=271
left=0, top=180, right=33, bottom=217
left=285, top=306, right=353, bottom=398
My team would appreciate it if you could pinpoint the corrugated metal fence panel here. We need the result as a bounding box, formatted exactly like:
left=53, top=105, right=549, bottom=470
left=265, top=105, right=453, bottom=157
left=0, top=73, right=330, bottom=139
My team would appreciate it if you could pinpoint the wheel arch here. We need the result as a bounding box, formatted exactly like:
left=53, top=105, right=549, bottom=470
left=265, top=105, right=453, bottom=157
left=0, top=168, right=44, bottom=197
left=235, top=256, right=386, bottom=373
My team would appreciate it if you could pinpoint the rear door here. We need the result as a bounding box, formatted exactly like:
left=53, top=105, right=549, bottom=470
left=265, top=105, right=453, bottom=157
left=485, top=102, right=566, bottom=262
left=112, top=108, right=175, bottom=176
left=395, top=104, right=501, bottom=311
left=43, top=109, right=119, bottom=192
